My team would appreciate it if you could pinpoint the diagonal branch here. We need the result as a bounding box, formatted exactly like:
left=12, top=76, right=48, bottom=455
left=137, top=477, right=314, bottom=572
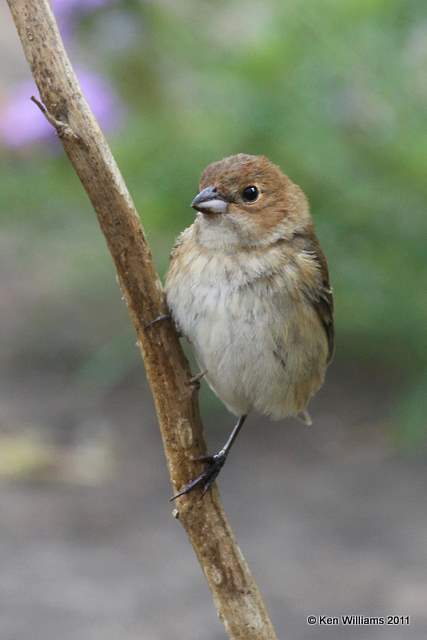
left=6, top=1, right=278, bottom=638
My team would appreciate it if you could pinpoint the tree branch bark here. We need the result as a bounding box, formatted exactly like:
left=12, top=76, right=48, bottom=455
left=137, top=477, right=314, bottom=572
left=6, top=2, right=278, bottom=638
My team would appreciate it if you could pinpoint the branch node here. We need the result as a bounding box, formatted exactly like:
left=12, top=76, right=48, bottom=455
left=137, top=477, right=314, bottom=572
left=30, top=95, right=86, bottom=147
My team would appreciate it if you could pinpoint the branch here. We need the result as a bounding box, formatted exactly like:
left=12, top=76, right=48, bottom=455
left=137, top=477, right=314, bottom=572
left=7, top=2, right=278, bottom=638
left=30, top=95, right=83, bottom=144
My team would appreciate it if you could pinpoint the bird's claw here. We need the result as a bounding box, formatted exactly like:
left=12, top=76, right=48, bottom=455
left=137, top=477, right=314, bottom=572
left=193, top=453, right=217, bottom=463
left=144, top=313, right=171, bottom=330
left=188, top=369, right=207, bottom=391
left=170, top=451, right=227, bottom=501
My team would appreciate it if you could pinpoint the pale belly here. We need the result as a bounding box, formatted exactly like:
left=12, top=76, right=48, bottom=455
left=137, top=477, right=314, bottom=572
left=167, top=275, right=327, bottom=419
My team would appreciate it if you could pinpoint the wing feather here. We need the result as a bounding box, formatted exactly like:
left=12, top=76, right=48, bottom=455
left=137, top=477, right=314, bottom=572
left=295, top=231, right=335, bottom=363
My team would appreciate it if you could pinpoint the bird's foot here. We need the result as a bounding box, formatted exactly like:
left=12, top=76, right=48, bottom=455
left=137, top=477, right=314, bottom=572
left=188, top=369, right=207, bottom=391
left=170, top=450, right=227, bottom=501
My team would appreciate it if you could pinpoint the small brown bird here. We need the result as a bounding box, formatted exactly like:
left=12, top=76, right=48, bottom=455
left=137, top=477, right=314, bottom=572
left=165, top=154, right=334, bottom=498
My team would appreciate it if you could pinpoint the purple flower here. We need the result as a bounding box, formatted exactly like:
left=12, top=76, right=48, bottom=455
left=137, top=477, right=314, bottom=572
left=0, top=69, right=123, bottom=150
left=0, top=82, right=52, bottom=149
left=52, top=0, right=115, bottom=42
left=55, top=0, right=110, bottom=9
left=53, top=0, right=113, bottom=19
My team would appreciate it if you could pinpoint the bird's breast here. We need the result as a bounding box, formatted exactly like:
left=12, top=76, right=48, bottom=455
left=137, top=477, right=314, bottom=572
left=166, top=248, right=289, bottom=342
left=165, top=243, right=328, bottom=418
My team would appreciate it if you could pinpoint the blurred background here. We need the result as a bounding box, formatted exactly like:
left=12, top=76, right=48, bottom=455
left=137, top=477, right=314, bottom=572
left=1, top=1, right=426, bottom=638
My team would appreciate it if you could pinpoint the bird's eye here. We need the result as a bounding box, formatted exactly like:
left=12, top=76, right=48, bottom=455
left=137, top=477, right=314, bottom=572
left=241, top=185, right=259, bottom=203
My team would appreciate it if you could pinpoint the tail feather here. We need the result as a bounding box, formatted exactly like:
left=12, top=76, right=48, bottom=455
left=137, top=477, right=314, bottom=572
left=297, top=409, right=313, bottom=426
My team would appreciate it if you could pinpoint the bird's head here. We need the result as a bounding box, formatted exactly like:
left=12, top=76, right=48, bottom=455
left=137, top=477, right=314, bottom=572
left=191, top=154, right=311, bottom=250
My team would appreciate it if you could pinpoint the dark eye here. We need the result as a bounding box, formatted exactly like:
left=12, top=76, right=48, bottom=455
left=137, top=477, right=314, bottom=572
left=241, top=185, right=259, bottom=203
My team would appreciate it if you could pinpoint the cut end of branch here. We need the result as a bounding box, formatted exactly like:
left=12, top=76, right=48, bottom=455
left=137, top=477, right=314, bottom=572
left=30, top=94, right=47, bottom=115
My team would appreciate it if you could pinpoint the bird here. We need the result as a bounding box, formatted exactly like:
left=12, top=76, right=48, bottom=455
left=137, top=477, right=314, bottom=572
left=164, top=153, right=334, bottom=499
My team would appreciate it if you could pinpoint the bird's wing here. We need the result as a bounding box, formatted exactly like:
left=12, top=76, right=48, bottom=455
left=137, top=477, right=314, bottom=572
left=168, top=226, right=192, bottom=262
left=297, top=232, right=335, bottom=364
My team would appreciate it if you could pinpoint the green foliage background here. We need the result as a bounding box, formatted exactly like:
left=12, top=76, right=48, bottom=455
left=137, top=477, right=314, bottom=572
left=2, top=0, right=426, bottom=441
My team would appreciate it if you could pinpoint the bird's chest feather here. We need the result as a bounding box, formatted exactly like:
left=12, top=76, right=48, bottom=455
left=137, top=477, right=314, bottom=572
left=167, top=250, right=296, bottom=369
left=166, top=243, right=327, bottom=417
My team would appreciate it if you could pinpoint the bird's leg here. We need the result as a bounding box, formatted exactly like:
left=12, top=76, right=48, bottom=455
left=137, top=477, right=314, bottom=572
left=170, top=415, right=247, bottom=501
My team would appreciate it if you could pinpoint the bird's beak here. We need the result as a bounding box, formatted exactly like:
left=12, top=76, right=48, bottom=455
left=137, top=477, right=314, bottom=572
left=191, top=185, right=228, bottom=215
